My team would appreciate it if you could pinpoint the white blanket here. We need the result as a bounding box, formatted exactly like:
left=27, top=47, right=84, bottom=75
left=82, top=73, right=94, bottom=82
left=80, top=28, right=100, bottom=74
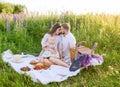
left=2, top=50, right=103, bottom=84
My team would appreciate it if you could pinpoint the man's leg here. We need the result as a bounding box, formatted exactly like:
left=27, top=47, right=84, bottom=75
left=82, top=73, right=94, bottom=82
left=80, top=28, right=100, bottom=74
left=49, top=57, right=69, bottom=67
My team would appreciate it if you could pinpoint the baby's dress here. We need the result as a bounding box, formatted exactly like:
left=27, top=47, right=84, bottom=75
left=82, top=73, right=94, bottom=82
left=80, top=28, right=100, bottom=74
left=41, top=44, right=59, bottom=58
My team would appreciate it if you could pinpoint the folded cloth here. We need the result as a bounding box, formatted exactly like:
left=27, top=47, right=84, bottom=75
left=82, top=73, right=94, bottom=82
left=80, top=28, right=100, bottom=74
left=2, top=50, right=103, bottom=84
left=69, top=59, right=80, bottom=71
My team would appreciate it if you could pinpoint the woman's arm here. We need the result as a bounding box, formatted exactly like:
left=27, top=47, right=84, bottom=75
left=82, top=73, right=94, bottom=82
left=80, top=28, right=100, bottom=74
left=41, top=34, right=50, bottom=49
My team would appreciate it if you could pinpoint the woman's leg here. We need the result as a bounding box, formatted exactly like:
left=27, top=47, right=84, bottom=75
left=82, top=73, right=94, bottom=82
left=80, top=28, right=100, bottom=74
left=43, top=58, right=53, bottom=65
left=49, top=57, right=69, bottom=67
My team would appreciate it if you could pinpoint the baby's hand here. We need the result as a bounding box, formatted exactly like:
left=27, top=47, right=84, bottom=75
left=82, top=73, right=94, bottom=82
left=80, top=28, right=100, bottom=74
left=50, top=49, right=56, bottom=54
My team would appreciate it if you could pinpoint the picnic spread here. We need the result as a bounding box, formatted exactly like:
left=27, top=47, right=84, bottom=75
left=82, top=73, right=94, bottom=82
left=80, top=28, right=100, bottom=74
left=2, top=42, right=104, bottom=84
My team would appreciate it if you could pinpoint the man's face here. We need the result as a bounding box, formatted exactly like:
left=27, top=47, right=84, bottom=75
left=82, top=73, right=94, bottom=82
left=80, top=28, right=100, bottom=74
left=60, top=26, right=65, bottom=34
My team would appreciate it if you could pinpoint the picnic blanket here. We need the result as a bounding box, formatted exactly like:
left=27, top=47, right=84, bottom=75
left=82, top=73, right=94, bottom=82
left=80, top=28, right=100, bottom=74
left=2, top=50, right=103, bottom=84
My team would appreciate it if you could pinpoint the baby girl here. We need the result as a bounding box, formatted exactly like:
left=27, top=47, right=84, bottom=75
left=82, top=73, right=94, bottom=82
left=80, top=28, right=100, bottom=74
left=40, top=36, right=59, bottom=60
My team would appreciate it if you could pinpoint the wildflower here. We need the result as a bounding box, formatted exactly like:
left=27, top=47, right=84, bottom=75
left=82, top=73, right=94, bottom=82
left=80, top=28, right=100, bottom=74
left=1, top=14, right=6, bottom=19
left=59, top=15, right=62, bottom=23
left=13, top=14, right=17, bottom=23
left=115, top=70, right=119, bottom=74
left=51, top=20, right=53, bottom=27
left=6, top=16, right=10, bottom=31
left=108, top=66, right=114, bottom=71
left=76, top=24, right=80, bottom=30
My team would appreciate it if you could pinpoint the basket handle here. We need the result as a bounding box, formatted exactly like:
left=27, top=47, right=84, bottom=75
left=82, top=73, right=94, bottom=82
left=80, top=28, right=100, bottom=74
left=91, top=42, right=98, bottom=55
left=75, top=41, right=87, bottom=56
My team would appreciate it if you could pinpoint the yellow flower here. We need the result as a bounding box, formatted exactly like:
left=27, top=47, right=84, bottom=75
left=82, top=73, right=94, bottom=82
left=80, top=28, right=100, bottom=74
left=115, top=70, right=119, bottom=74
left=108, top=66, right=114, bottom=71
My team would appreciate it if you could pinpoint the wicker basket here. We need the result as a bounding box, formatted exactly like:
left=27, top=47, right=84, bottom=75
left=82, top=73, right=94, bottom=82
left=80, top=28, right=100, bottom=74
left=70, top=41, right=98, bottom=62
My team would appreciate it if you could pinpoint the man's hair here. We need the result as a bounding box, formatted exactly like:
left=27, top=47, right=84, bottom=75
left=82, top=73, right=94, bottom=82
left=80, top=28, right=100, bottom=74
left=61, top=23, right=71, bottom=31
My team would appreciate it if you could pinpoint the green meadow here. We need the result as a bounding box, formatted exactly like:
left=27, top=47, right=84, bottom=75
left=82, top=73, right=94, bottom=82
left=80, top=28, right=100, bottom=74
left=0, top=13, right=120, bottom=87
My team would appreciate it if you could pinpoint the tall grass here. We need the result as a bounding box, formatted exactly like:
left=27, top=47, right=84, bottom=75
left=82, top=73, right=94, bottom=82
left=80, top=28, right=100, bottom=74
left=0, top=12, right=120, bottom=87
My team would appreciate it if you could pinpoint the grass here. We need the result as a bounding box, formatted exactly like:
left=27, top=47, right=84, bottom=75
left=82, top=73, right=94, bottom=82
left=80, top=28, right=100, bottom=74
left=0, top=12, right=120, bottom=87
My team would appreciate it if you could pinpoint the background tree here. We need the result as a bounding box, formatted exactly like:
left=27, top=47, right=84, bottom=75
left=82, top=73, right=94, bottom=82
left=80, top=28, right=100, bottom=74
left=0, top=2, right=25, bottom=14
left=14, top=5, right=25, bottom=13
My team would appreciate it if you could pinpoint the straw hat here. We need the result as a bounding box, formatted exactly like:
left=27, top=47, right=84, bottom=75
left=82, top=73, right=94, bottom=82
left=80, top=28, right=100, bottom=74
left=12, top=55, right=23, bottom=63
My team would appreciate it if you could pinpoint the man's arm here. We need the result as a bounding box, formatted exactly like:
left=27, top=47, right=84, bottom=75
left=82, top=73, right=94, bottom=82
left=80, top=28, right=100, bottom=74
left=69, top=33, right=76, bottom=61
left=69, top=34, right=76, bottom=48
left=59, top=50, right=63, bottom=59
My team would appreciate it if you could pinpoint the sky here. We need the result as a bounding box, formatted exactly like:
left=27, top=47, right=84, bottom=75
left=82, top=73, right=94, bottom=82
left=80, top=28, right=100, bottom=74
left=0, top=0, right=120, bottom=15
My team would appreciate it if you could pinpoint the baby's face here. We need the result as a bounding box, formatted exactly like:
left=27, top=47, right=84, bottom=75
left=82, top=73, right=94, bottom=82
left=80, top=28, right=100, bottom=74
left=48, top=37, right=55, bottom=44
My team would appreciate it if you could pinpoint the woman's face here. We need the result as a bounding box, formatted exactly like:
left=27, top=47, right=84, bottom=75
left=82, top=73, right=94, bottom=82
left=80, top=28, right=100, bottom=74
left=55, top=27, right=62, bottom=35
left=61, top=26, right=65, bottom=34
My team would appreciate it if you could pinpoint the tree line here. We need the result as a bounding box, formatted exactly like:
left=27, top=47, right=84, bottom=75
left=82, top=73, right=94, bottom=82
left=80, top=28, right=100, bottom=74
left=0, top=2, right=25, bottom=14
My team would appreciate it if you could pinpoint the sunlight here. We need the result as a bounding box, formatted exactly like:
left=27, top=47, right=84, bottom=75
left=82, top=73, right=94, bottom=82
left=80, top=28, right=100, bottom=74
left=0, top=0, right=120, bottom=14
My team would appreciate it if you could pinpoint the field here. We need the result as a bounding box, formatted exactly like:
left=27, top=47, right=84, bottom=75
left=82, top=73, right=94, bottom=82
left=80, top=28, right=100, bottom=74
left=0, top=12, right=120, bottom=87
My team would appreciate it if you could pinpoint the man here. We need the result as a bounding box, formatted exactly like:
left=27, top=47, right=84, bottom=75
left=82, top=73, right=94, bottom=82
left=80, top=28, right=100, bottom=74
left=60, top=23, right=76, bottom=64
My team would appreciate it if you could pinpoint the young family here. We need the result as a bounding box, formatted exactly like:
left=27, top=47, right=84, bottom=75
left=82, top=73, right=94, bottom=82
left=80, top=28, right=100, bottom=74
left=38, top=23, right=76, bottom=67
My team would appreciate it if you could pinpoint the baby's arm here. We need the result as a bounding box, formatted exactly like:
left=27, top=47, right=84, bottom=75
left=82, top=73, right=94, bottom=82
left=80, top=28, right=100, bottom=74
left=43, top=45, right=56, bottom=54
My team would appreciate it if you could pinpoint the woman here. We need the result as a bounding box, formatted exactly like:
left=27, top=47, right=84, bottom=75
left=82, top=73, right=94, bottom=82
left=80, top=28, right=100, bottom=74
left=39, top=23, right=69, bottom=67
